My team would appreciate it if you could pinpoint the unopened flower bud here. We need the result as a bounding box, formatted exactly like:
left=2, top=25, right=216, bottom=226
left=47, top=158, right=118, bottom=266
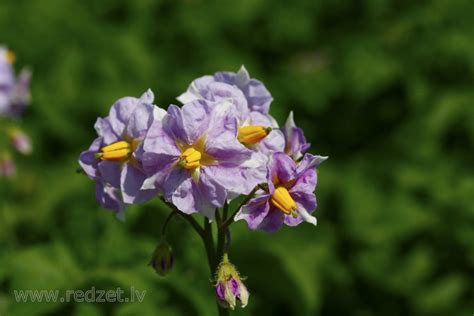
left=215, top=254, right=249, bottom=310
left=9, top=128, right=32, bottom=155
left=149, top=240, right=174, bottom=276
left=0, top=152, right=15, bottom=178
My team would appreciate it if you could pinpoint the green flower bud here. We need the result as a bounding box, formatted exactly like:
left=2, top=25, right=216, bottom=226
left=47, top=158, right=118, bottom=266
left=149, top=240, right=174, bottom=276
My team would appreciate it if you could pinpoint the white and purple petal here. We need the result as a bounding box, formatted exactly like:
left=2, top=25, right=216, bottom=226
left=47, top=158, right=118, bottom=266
left=170, top=175, right=222, bottom=219
left=214, top=66, right=273, bottom=114
left=269, top=152, right=297, bottom=186
left=234, top=194, right=271, bottom=229
left=204, top=131, right=252, bottom=163
left=144, top=119, right=181, bottom=157
left=177, top=75, right=215, bottom=104
left=127, top=103, right=158, bottom=140
left=296, top=153, right=328, bottom=175
left=108, top=97, right=140, bottom=136
left=79, top=137, right=103, bottom=180
left=95, top=182, right=126, bottom=220
left=283, top=111, right=311, bottom=160
left=179, top=65, right=272, bottom=115
left=120, top=164, right=159, bottom=204
left=94, top=117, right=119, bottom=144
left=258, top=207, right=285, bottom=233
left=164, top=101, right=212, bottom=145
left=98, top=160, right=121, bottom=188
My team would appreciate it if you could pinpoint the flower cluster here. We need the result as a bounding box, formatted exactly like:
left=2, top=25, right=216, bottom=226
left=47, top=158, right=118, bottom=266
left=78, top=66, right=327, bottom=310
left=79, top=66, right=326, bottom=227
left=79, top=67, right=327, bottom=309
left=0, top=46, right=32, bottom=178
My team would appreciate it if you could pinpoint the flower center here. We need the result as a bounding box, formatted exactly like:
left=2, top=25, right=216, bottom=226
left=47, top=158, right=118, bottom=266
left=178, top=147, right=202, bottom=170
left=270, top=186, right=297, bottom=215
left=5, top=50, right=15, bottom=64
left=96, top=140, right=132, bottom=161
left=237, top=125, right=272, bottom=145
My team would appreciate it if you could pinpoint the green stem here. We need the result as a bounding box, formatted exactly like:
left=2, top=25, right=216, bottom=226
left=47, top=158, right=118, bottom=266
left=160, top=197, right=205, bottom=239
left=160, top=210, right=177, bottom=237
left=161, top=198, right=229, bottom=316
left=213, top=211, right=230, bottom=316
left=203, top=217, right=217, bottom=274
left=217, top=300, right=230, bottom=316
left=222, top=202, right=229, bottom=221
left=216, top=214, right=226, bottom=270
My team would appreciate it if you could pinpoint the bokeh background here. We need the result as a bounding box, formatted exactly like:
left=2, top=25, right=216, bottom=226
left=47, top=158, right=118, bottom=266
left=1, top=0, right=473, bottom=315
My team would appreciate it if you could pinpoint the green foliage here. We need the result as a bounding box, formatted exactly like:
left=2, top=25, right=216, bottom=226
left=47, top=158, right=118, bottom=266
left=1, top=0, right=473, bottom=315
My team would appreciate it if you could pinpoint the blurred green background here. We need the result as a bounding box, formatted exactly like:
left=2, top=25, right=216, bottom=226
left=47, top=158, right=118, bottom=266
left=1, top=0, right=473, bottom=315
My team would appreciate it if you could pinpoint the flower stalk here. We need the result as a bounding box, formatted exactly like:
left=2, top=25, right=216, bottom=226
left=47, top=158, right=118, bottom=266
left=160, top=199, right=230, bottom=315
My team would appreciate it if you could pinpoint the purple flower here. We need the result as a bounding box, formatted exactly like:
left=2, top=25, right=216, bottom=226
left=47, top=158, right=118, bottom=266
left=0, top=152, right=15, bottom=178
left=178, top=65, right=273, bottom=114
left=283, top=111, right=311, bottom=160
left=215, top=254, right=249, bottom=310
left=9, top=128, right=32, bottom=155
left=0, top=47, right=31, bottom=117
left=142, top=99, right=265, bottom=219
left=78, top=90, right=165, bottom=217
left=176, top=73, right=285, bottom=206
left=178, top=73, right=284, bottom=156
left=235, top=152, right=327, bottom=233
left=0, top=47, right=16, bottom=115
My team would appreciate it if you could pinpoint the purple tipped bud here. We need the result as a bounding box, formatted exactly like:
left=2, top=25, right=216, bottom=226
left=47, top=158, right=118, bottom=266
left=149, top=240, right=174, bottom=277
left=9, top=128, right=32, bottom=155
left=214, top=254, right=249, bottom=310
left=0, top=152, right=15, bottom=177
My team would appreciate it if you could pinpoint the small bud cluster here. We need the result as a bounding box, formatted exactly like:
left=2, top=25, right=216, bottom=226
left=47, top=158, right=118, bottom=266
left=0, top=46, right=32, bottom=179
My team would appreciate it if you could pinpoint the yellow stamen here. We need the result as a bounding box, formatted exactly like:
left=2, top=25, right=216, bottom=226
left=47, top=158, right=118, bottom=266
left=270, top=186, right=297, bottom=215
left=96, top=140, right=132, bottom=161
left=237, top=125, right=272, bottom=145
left=5, top=50, right=15, bottom=64
left=179, top=147, right=202, bottom=170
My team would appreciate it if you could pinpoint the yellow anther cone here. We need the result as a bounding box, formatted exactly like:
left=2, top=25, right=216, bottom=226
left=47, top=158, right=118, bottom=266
left=270, top=186, right=297, bottom=215
left=237, top=125, right=272, bottom=145
left=96, top=140, right=132, bottom=161
left=179, top=147, right=202, bottom=170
